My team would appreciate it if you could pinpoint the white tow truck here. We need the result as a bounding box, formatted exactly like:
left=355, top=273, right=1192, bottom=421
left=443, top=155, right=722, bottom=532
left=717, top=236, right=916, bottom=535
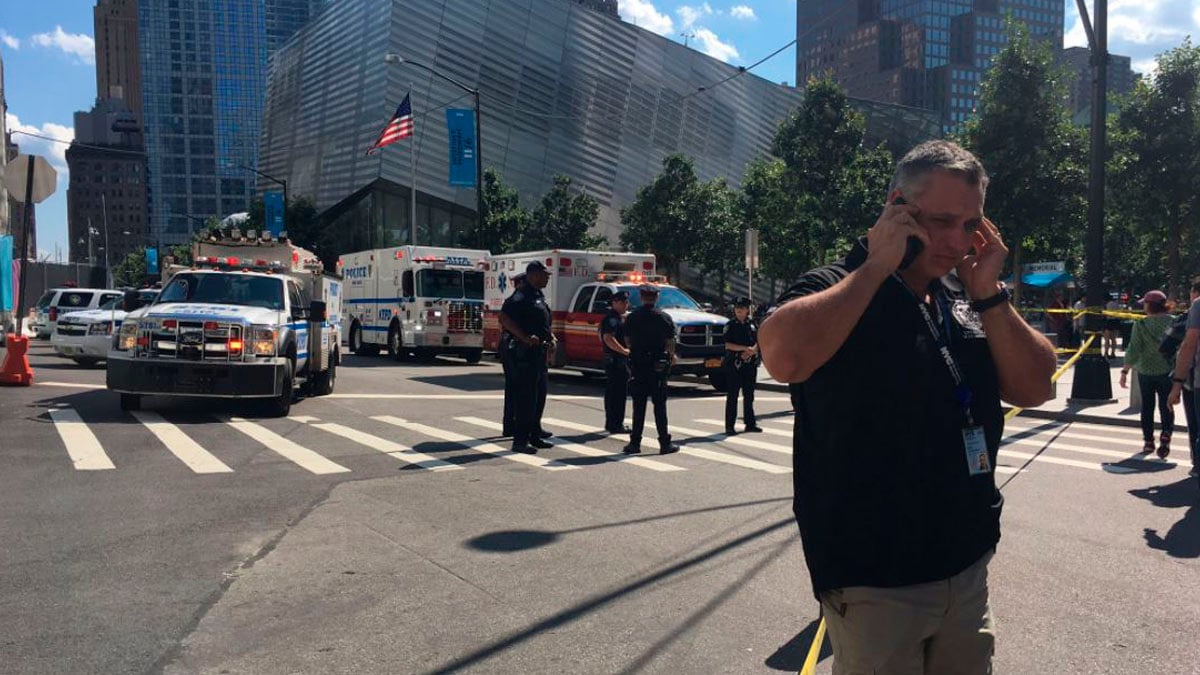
left=339, top=245, right=490, bottom=362
left=106, top=231, right=342, bottom=416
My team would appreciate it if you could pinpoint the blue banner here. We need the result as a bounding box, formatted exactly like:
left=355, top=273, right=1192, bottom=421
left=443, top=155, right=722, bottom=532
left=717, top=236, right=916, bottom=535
left=445, top=109, right=477, bottom=187
left=264, top=191, right=286, bottom=236
left=0, top=236, right=12, bottom=312
left=145, top=247, right=159, bottom=276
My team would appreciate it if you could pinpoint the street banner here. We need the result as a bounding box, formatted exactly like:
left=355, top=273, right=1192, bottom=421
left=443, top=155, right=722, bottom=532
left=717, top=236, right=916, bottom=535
left=445, top=109, right=477, bottom=187
left=146, top=247, right=159, bottom=276
left=0, top=236, right=12, bottom=311
left=264, top=191, right=285, bottom=236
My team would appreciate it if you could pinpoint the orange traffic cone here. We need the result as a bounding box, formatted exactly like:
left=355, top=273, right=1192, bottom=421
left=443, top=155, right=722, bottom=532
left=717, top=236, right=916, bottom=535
left=0, top=334, right=34, bottom=386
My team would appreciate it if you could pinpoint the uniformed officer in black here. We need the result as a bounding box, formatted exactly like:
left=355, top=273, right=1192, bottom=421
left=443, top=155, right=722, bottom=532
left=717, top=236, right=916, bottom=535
left=499, top=272, right=526, bottom=437
left=498, top=261, right=555, bottom=453
left=599, top=290, right=631, bottom=433
left=723, top=297, right=764, bottom=434
left=623, top=284, right=680, bottom=455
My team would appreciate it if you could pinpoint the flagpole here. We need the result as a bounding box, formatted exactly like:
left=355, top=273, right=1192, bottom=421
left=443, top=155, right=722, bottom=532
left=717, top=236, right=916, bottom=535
left=409, top=84, right=418, bottom=247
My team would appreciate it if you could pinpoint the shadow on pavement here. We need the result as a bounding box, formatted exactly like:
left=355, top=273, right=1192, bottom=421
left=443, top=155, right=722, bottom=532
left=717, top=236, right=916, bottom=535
left=1130, top=479, right=1200, bottom=558
left=766, top=615, right=833, bottom=671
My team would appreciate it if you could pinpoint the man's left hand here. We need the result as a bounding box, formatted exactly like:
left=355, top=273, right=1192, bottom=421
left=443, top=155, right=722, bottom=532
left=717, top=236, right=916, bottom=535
left=957, top=217, right=1009, bottom=299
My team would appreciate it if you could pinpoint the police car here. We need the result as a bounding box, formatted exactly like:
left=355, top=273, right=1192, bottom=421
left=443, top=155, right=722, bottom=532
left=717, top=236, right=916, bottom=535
left=51, top=289, right=159, bottom=365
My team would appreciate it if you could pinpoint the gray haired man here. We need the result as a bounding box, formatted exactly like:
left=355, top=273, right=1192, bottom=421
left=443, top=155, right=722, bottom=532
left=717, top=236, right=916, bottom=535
left=759, top=140, right=1055, bottom=674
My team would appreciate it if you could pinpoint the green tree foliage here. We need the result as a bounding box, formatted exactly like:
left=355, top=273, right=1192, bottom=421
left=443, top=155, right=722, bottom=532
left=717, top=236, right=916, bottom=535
left=619, top=155, right=705, bottom=281
left=521, top=175, right=607, bottom=251
left=246, top=197, right=329, bottom=265
left=740, top=157, right=803, bottom=285
left=959, top=22, right=1087, bottom=305
left=690, top=178, right=742, bottom=296
left=463, top=167, right=530, bottom=254
left=112, top=247, right=148, bottom=287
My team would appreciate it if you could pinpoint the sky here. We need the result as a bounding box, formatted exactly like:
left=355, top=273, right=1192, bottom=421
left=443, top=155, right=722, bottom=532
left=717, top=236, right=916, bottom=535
left=2, top=0, right=1199, bottom=262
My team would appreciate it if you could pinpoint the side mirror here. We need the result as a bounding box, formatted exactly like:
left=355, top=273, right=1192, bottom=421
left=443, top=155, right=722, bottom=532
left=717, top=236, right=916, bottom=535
left=308, top=300, right=327, bottom=323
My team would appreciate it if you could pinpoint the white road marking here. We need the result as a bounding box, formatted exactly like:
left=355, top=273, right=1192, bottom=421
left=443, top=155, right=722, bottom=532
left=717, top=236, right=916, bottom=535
left=458, top=416, right=685, bottom=473
left=325, top=393, right=794, bottom=402
left=372, top=416, right=576, bottom=471
left=39, top=382, right=106, bottom=390
left=1006, top=419, right=1146, bottom=440
left=994, top=466, right=1023, bottom=475
left=655, top=421, right=792, bottom=456
left=297, top=419, right=461, bottom=472
left=694, top=418, right=792, bottom=439
left=225, top=418, right=351, bottom=475
left=130, top=411, right=234, bottom=474
left=1003, top=437, right=1145, bottom=461
left=49, top=408, right=115, bottom=470
left=998, top=449, right=1102, bottom=471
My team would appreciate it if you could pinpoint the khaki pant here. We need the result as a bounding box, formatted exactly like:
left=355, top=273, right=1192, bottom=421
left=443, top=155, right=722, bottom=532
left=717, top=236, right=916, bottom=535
left=819, top=551, right=995, bottom=675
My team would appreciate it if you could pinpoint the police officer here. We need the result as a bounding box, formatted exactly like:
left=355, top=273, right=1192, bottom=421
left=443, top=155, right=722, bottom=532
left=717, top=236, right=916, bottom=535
left=498, top=261, right=555, bottom=453
left=723, top=297, right=763, bottom=434
left=623, top=284, right=680, bottom=455
left=599, top=290, right=631, bottom=433
left=500, top=272, right=526, bottom=437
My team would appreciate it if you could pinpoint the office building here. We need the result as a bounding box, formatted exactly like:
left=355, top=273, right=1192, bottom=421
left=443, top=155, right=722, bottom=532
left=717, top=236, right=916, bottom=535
left=258, top=0, right=940, bottom=253
left=95, top=0, right=143, bottom=122
left=796, top=0, right=1064, bottom=129
left=1059, top=46, right=1136, bottom=121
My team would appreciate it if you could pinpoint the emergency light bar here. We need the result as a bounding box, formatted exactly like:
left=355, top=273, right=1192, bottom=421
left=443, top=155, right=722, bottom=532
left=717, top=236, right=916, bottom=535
left=594, top=272, right=667, bottom=284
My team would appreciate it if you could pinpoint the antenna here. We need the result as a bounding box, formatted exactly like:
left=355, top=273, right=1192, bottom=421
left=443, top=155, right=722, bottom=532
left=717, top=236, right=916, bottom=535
left=679, top=30, right=696, bottom=47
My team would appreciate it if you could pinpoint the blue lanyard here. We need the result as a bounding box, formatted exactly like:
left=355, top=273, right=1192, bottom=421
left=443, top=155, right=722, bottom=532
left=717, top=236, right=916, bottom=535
left=894, top=275, right=976, bottom=426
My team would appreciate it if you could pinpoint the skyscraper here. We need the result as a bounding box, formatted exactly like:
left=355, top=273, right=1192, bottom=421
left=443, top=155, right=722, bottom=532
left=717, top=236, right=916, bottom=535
left=1060, top=46, right=1135, bottom=121
left=137, top=0, right=322, bottom=247
left=95, top=0, right=143, bottom=123
left=796, top=0, right=1064, bottom=130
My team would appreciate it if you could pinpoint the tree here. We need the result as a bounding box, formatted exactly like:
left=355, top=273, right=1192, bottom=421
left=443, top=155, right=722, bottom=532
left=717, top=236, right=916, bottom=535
left=959, top=22, right=1087, bottom=306
left=112, top=248, right=148, bottom=287
left=620, top=155, right=705, bottom=281
left=522, top=175, right=607, bottom=250
left=246, top=196, right=329, bottom=265
left=689, top=178, right=742, bottom=297
left=741, top=156, right=805, bottom=288
left=462, top=167, right=530, bottom=254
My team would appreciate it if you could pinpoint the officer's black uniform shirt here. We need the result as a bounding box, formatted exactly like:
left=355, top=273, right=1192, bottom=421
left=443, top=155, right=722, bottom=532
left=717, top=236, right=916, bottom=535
left=625, top=305, right=675, bottom=366
left=772, top=238, right=1003, bottom=596
left=500, top=287, right=552, bottom=343
left=725, top=318, right=757, bottom=350
left=599, top=309, right=626, bottom=357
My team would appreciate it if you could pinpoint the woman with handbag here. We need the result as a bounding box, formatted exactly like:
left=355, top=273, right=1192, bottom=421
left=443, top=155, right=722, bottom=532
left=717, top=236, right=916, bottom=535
left=1121, top=290, right=1176, bottom=457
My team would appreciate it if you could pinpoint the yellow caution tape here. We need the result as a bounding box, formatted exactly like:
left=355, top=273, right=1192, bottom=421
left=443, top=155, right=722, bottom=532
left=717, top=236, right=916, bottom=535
left=799, top=612, right=828, bottom=675
left=1005, top=333, right=1096, bottom=422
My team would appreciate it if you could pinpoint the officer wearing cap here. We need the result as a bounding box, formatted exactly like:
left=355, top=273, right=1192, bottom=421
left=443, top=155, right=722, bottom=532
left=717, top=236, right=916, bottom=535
left=599, top=290, right=632, bottom=433
left=723, top=297, right=764, bottom=434
left=500, top=272, right=527, bottom=437
left=622, top=284, right=680, bottom=455
left=498, top=261, right=556, bottom=453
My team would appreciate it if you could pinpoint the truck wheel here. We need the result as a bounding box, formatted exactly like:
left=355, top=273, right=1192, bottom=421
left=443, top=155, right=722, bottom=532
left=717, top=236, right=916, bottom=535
left=311, top=353, right=337, bottom=396
left=464, top=348, right=483, bottom=364
left=708, top=372, right=729, bottom=393
left=74, top=357, right=100, bottom=368
left=350, top=323, right=364, bottom=354
left=264, top=360, right=294, bottom=417
left=387, top=322, right=403, bottom=360
left=119, top=393, right=142, bottom=411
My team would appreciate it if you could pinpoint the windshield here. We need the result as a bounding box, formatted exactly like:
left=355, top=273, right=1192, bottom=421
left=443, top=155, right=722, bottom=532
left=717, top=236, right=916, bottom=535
left=464, top=271, right=484, bottom=300
left=417, top=269, right=465, bottom=299
left=158, top=273, right=284, bottom=310
left=35, top=291, right=56, bottom=309
left=99, top=297, right=123, bottom=310
left=619, top=285, right=701, bottom=311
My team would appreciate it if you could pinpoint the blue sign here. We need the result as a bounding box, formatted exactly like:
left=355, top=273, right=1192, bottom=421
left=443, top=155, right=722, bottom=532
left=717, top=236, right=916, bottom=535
left=145, top=247, right=159, bottom=276
left=0, top=236, right=12, bottom=312
left=264, top=191, right=286, bottom=236
left=445, top=109, right=477, bottom=187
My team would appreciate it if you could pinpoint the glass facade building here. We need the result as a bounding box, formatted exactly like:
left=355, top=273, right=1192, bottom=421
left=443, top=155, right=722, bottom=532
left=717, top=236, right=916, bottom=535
left=138, top=0, right=322, bottom=247
left=259, top=0, right=941, bottom=252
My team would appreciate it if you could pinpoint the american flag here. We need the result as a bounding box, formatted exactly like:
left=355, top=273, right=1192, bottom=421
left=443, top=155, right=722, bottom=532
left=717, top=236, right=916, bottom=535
left=367, top=94, right=414, bottom=154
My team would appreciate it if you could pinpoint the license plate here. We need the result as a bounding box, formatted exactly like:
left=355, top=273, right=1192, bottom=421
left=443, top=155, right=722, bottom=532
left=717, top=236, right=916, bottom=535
left=704, top=357, right=723, bottom=368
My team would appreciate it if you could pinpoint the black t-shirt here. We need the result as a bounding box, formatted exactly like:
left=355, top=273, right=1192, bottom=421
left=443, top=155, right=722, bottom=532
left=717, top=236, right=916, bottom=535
left=725, top=318, right=757, bottom=348
left=500, top=287, right=552, bottom=342
left=625, top=305, right=675, bottom=366
left=772, top=238, right=1004, bottom=595
left=599, top=309, right=626, bottom=357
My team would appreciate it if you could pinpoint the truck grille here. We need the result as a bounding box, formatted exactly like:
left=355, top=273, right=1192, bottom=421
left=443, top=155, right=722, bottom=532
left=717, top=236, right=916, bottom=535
left=56, top=324, right=87, bottom=337
left=142, top=320, right=245, bottom=361
left=678, top=324, right=725, bottom=347
left=447, top=302, right=483, bottom=333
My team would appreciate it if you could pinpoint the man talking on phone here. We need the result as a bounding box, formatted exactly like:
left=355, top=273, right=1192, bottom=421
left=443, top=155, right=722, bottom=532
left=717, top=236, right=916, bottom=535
left=759, top=140, right=1055, bottom=674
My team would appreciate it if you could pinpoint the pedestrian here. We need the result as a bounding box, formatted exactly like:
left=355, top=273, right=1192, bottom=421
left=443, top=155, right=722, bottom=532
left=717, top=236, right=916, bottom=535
left=1048, top=290, right=1072, bottom=349
left=622, top=284, right=680, bottom=455
left=1121, top=290, right=1176, bottom=457
left=1159, top=283, right=1200, bottom=459
left=1072, top=295, right=1087, bottom=349
left=498, top=261, right=555, bottom=453
left=759, top=139, right=1056, bottom=674
left=599, top=290, right=632, bottom=434
left=499, top=272, right=526, bottom=437
left=1168, top=277, right=1200, bottom=485
left=723, top=297, right=763, bottom=435
left=1104, top=295, right=1122, bottom=358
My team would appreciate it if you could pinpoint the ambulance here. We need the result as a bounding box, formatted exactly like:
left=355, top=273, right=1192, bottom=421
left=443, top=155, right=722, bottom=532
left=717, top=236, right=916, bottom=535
left=339, top=246, right=490, bottom=362
left=483, top=250, right=732, bottom=390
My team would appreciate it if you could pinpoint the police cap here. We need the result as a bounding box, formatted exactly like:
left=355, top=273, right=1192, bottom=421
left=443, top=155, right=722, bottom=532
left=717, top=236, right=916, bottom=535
left=611, top=290, right=630, bottom=302
left=638, top=284, right=660, bottom=296
left=732, top=296, right=752, bottom=307
left=511, top=272, right=527, bottom=284
left=526, top=260, right=548, bottom=274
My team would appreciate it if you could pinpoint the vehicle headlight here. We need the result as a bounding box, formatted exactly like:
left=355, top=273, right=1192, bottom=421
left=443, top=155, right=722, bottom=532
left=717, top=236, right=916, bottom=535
left=89, top=322, right=114, bottom=336
left=116, top=322, right=138, bottom=351
left=250, top=326, right=276, bottom=356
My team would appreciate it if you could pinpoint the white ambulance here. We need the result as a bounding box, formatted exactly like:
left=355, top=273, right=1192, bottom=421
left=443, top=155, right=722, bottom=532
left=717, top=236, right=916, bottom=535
left=339, top=246, right=490, bottom=363
left=483, top=250, right=732, bottom=390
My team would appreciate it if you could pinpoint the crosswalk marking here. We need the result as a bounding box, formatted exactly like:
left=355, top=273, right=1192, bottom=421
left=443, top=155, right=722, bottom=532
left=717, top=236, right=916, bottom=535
left=225, top=418, right=351, bottom=475
left=49, top=408, right=115, bottom=471
left=1003, top=437, right=1143, bottom=461
left=654, top=421, right=792, bottom=456
left=299, top=419, right=461, bottom=472
left=998, top=449, right=1102, bottom=471
left=455, top=416, right=685, bottom=473
left=1006, top=420, right=1147, bottom=442
left=695, top=418, right=793, bottom=439
left=373, top=416, right=577, bottom=471
left=130, top=411, right=233, bottom=474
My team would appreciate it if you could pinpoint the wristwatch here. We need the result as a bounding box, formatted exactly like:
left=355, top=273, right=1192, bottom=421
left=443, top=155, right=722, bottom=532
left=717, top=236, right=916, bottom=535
left=970, top=285, right=1011, bottom=314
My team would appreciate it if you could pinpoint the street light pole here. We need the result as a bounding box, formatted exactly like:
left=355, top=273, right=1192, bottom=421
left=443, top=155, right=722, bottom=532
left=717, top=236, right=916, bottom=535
left=384, top=54, right=484, bottom=248
left=239, top=164, right=288, bottom=230
left=102, top=192, right=112, bottom=288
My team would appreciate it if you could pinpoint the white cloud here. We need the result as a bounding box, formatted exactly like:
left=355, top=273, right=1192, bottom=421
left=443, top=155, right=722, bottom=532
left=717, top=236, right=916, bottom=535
left=619, top=0, right=674, bottom=36
left=730, top=5, right=757, bottom=20
left=5, top=113, right=74, bottom=184
left=30, top=26, right=94, bottom=64
left=678, top=3, right=715, bottom=30
left=0, top=30, right=19, bottom=50
left=693, top=27, right=739, bottom=62
left=1065, top=0, right=1200, bottom=76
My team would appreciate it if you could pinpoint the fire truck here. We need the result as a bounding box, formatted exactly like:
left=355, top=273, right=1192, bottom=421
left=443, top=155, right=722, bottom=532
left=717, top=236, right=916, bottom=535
left=483, top=250, right=731, bottom=390
left=106, top=230, right=341, bottom=417
left=339, top=246, right=490, bottom=363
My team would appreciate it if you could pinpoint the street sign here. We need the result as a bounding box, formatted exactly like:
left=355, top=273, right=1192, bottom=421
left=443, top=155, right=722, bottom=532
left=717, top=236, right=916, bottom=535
left=264, top=191, right=285, bottom=236
left=745, top=228, right=759, bottom=271
left=3, top=155, right=57, bottom=204
left=445, top=109, right=477, bottom=187
left=1024, top=261, right=1066, bottom=274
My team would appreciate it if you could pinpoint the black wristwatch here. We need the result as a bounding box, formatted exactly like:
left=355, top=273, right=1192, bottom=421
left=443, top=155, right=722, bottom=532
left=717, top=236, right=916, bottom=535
left=970, top=286, right=1011, bottom=314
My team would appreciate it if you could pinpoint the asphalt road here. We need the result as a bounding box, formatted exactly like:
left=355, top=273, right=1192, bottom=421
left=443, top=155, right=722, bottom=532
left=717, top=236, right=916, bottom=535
left=1, top=342, right=1197, bottom=674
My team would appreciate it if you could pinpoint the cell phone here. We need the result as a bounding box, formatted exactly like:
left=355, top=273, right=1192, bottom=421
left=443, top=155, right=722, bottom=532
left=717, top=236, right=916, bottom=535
left=893, top=196, right=924, bottom=270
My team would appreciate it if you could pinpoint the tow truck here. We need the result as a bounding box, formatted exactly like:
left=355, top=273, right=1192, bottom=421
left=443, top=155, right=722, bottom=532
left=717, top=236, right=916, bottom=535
left=339, top=245, right=490, bottom=363
left=106, top=230, right=341, bottom=416
left=483, top=250, right=731, bottom=390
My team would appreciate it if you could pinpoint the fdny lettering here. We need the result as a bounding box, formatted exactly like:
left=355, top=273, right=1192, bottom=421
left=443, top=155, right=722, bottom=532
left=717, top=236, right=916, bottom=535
left=445, top=256, right=471, bottom=266
left=344, top=266, right=370, bottom=279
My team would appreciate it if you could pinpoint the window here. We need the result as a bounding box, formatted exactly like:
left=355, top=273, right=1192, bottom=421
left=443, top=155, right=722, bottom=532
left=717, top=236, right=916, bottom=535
left=402, top=270, right=414, bottom=297
left=464, top=271, right=484, bottom=300
left=591, top=287, right=614, bottom=314
left=416, top=269, right=465, bottom=299
left=288, top=282, right=304, bottom=315
left=572, top=286, right=595, bottom=313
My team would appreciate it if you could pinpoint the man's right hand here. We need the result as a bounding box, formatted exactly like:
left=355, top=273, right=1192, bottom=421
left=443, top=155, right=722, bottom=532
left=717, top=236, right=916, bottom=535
left=1169, top=382, right=1184, bottom=407
left=526, top=335, right=542, bottom=348
left=865, top=202, right=927, bottom=273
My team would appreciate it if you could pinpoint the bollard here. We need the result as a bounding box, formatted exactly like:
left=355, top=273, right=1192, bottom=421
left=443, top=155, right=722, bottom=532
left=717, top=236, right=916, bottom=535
left=0, top=333, right=34, bottom=386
